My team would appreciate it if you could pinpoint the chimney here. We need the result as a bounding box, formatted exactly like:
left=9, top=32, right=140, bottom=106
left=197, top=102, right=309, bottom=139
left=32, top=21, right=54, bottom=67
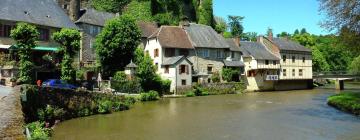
left=69, top=0, right=80, bottom=21
left=233, top=37, right=240, bottom=47
left=268, top=29, right=273, bottom=41
left=257, top=36, right=263, bottom=43
left=179, top=16, right=190, bottom=28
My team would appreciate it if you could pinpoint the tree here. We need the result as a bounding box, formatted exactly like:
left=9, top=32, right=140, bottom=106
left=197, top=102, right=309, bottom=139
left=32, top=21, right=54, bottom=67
left=52, top=29, right=81, bottom=83
left=277, top=32, right=290, bottom=38
left=228, top=15, right=244, bottom=38
left=319, top=0, right=360, bottom=33
left=198, top=0, right=214, bottom=27
left=294, top=29, right=300, bottom=35
left=300, top=28, right=307, bottom=34
left=292, top=33, right=316, bottom=47
left=312, top=47, right=330, bottom=72
left=222, top=68, right=240, bottom=82
left=243, top=32, right=258, bottom=41
left=10, top=23, right=39, bottom=84
left=91, top=0, right=131, bottom=13
left=349, top=55, right=360, bottom=75
left=214, top=16, right=227, bottom=33
left=95, top=15, right=141, bottom=78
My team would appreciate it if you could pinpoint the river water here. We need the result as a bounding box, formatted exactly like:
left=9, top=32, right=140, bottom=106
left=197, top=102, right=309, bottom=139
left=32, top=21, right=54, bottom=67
left=52, top=84, right=360, bottom=140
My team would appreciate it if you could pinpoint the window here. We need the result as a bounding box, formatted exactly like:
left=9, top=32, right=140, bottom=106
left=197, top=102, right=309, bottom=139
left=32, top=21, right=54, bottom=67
left=179, top=65, right=188, bottom=74
left=292, top=69, right=295, bottom=76
left=302, top=57, right=305, bottom=63
left=3, top=25, right=13, bottom=37
left=179, top=49, right=189, bottom=56
left=165, top=48, right=175, bottom=57
left=283, top=69, right=287, bottom=76
left=207, top=66, right=213, bottom=74
left=63, top=4, right=68, bottom=10
left=165, top=65, right=169, bottom=74
left=299, top=69, right=303, bottom=76
left=292, top=56, right=295, bottom=63
left=216, top=50, right=223, bottom=58
left=273, top=61, right=276, bottom=65
left=203, top=49, right=209, bottom=57
left=283, top=55, right=286, bottom=62
left=38, top=28, right=50, bottom=41
left=154, top=49, right=159, bottom=57
left=231, top=52, right=235, bottom=58
left=182, top=80, right=186, bottom=85
left=265, top=60, right=269, bottom=65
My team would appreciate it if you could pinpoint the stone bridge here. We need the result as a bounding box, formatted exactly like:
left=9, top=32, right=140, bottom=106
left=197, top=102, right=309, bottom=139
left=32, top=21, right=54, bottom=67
left=313, top=71, right=360, bottom=90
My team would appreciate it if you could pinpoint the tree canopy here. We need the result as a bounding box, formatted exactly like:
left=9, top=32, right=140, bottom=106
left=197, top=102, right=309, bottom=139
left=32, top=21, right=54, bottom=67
left=10, top=23, right=39, bottom=84
left=95, top=15, right=141, bottom=78
left=228, top=15, right=244, bottom=38
left=92, top=0, right=131, bottom=13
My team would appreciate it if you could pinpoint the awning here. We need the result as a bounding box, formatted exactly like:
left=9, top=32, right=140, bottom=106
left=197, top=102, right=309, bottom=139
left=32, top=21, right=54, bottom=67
left=7, top=45, right=59, bottom=51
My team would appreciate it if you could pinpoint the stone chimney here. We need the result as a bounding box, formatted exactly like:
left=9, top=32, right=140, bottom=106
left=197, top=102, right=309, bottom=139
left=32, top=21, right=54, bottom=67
left=69, top=0, right=80, bottom=21
left=233, top=37, right=240, bottom=46
left=268, top=29, right=273, bottom=41
left=257, top=36, right=263, bottom=43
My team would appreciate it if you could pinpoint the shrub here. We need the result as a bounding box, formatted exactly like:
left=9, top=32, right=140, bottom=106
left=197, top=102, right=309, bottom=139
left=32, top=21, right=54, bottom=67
left=37, top=105, right=66, bottom=122
left=140, top=90, right=159, bottom=101
left=222, top=67, right=240, bottom=82
left=26, top=121, right=52, bottom=140
left=193, top=84, right=203, bottom=96
left=211, top=72, right=220, bottom=83
left=327, top=93, right=360, bottom=115
left=97, top=100, right=113, bottom=114
left=112, top=78, right=142, bottom=94
left=185, top=91, right=195, bottom=97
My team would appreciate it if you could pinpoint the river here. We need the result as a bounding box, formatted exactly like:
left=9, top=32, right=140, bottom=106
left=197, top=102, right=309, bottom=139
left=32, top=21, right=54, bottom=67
left=52, top=84, right=360, bottom=140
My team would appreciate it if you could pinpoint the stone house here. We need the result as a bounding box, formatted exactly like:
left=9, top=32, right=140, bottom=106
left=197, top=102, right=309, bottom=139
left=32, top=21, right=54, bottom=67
left=137, top=22, right=159, bottom=48
left=0, top=0, right=78, bottom=86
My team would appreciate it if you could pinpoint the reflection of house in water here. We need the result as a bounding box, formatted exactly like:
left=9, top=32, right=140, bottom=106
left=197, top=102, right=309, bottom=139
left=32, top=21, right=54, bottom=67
left=0, top=0, right=78, bottom=86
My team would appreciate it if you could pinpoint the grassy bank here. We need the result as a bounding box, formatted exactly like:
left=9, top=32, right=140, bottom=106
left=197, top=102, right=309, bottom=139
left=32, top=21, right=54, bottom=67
left=327, top=92, right=360, bottom=115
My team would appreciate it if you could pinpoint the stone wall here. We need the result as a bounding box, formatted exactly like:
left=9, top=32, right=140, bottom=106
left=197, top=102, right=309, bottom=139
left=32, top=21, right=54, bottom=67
left=0, top=86, right=25, bottom=140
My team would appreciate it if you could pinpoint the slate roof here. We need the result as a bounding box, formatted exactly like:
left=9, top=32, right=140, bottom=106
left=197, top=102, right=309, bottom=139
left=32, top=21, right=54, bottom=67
left=0, top=0, right=78, bottom=29
left=162, top=56, right=192, bottom=65
left=272, top=38, right=311, bottom=52
left=240, top=41, right=280, bottom=60
left=76, top=8, right=115, bottom=27
left=138, top=22, right=158, bottom=38
left=223, top=60, right=245, bottom=67
left=184, top=23, right=230, bottom=49
left=149, top=26, right=194, bottom=49
left=126, top=60, right=138, bottom=68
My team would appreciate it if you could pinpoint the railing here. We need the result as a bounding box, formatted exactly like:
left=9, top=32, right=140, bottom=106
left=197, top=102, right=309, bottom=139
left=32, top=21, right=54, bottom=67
left=313, top=71, right=360, bottom=78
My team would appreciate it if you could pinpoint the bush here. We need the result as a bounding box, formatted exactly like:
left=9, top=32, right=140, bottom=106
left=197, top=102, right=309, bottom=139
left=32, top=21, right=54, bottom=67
left=328, top=93, right=360, bottom=115
left=185, top=91, right=195, bottom=97
left=97, top=100, right=113, bottom=114
left=211, top=72, right=220, bottom=83
left=26, top=121, right=52, bottom=140
left=112, top=78, right=143, bottom=94
left=193, top=84, right=203, bottom=96
left=37, top=105, right=66, bottom=122
left=140, top=90, right=159, bottom=101
left=222, top=67, right=240, bottom=82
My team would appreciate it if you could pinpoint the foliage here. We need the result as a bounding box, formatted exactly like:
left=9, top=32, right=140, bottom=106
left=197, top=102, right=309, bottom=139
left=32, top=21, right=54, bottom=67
left=292, top=33, right=316, bottom=47
left=123, top=0, right=153, bottom=22
left=193, top=84, right=204, bottom=96
left=300, top=28, right=307, bottom=34
left=91, top=0, right=130, bottom=13
left=26, top=121, right=52, bottom=140
left=223, top=32, right=232, bottom=38
left=228, top=15, right=244, bottom=37
left=10, top=22, right=39, bottom=84
left=0, top=52, right=7, bottom=66
left=112, top=78, right=143, bottom=94
left=277, top=32, right=290, bottom=38
left=222, top=68, right=240, bottom=82
left=198, top=0, right=214, bottom=27
left=185, top=91, right=195, bottom=97
left=76, top=68, right=86, bottom=81
left=37, top=105, right=66, bottom=122
left=242, top=32, right=258, bottom=41
left=96, top=15, right=141, bottom=78
left=52, top=29, right=81, bottom=84
left=327, top=92, right=360, bottom=115
left=338, top=27, right=360, bottom=56
left=214, top=16, right=227, bottom=33
left=311, top=47, right=330, bottom=72
left=294, top=29, right=300, bottom=35
left=97, top=100, right=113, bottom=114
left=350, top=55, right=360, bottom=75
left=153, top=12, right=178, bottom=26
left=113, top=71, right=127, bottom=81
left=140, top=90, right=159, bottom=101
left=210, top=71, right=220, bottom=83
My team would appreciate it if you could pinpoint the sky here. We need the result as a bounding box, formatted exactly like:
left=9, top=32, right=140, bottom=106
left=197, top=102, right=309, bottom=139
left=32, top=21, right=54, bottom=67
left=213, top=0, right=331, bottom=35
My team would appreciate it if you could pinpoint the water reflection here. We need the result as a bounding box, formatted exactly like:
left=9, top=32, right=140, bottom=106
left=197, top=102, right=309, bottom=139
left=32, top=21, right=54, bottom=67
left=52, top=88, right=360, bottom=140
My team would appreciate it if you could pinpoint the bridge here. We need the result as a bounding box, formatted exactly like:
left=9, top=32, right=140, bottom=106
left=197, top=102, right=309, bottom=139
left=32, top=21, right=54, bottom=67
left=313, top=71, right=360, bottom=90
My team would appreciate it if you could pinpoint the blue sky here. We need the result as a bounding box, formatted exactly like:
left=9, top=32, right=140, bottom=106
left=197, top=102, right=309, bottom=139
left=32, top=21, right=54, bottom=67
left=213, top=0, right=330, bottom=35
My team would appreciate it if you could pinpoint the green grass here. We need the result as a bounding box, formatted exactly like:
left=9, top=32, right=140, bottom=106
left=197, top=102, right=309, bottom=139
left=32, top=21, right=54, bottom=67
left=327, top=92, right=360, bottom=115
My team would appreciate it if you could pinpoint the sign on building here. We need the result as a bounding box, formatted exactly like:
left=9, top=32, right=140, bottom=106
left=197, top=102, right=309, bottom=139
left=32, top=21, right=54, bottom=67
left=266, top=75, right=279, bottom=81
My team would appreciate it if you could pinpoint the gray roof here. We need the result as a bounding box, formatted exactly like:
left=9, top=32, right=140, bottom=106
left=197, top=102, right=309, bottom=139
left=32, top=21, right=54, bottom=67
left=0, top=0, right=78, bottom=29
left=226, top=38, right=247, bottom=53
left=223, top=60, right=245, bottom=67
left=272, top=38, right=311, bottom=52
left=184, top=23, right=230, bottom=49
left=162, top=56, right=192, bottom=65
left=126, top=60, right=137, bottom=68
left=240, top=41, right=280, bottom=60
left=76, top=8, right=116, bottom=26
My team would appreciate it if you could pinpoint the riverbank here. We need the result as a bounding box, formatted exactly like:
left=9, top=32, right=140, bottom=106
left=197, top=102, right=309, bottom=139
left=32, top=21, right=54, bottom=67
left=0, top=86, right=25, bottom=140
left=327, top=92, right=360, bottom=115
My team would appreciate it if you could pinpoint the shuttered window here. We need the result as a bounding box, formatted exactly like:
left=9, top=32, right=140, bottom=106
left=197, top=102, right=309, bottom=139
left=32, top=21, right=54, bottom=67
left=154, top=49, right=159, bottom=57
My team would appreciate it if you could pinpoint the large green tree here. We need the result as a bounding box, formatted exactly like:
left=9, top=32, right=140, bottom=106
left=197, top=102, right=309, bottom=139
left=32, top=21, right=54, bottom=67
left=91, top=0, right=131, bottom=13
left=96, top=15, right=141, bottom=78
left=214, top=16, right=227, bottom=33
left=10, top=23, right=39, bottom=84
left=52, top=29, right=81, bottom=83
left=349, top=55, right=360, bottom=75
left=228, top=15, right=244, bottom=38
left=198, top=0, right=214, bottom=27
